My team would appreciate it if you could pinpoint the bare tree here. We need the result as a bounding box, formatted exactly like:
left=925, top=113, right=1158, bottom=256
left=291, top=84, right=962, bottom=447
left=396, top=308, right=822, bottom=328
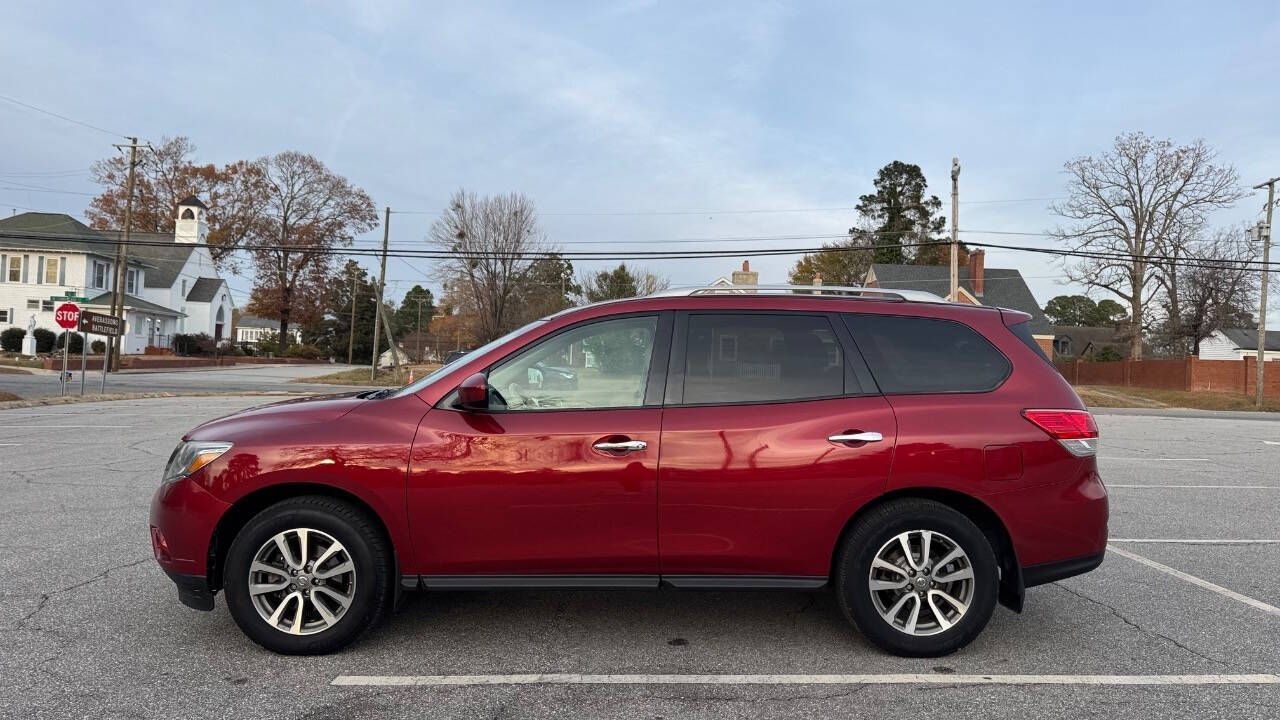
left=1049, top=133, right=1245, bottom=358
left=429, top=190, right=546, bottom=343
left=1164, top=225, right=1259, bottom=356
left=243, top=152, right=379, bottom=350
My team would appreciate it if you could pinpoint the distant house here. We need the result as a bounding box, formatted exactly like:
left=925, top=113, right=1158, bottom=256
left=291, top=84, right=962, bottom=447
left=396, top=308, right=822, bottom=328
left=378, top=344, right=409, bottom=368
left=1199, top=328, right=1280, bottom=361
left=1052, top=326, right=1136, bottom=359
left=863, top=250, right=1055, bottom=355
left=234, top=313, right=301, bottom=346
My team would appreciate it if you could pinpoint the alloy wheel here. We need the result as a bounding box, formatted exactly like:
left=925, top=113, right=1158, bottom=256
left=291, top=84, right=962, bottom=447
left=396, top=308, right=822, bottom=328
left=247, top=528, right=356, bottom=635
left=867, top=530, right=975, bottom=636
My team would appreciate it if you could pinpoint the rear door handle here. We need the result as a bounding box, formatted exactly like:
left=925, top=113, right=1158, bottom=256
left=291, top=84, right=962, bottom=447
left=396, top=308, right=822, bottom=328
left=828, top=432, right=883, bottom=444
left=593, top=440, right=648, bottom=453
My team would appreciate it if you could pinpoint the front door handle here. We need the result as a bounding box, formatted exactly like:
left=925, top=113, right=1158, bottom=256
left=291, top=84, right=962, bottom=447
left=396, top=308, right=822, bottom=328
left=828, top=431, right=883, bottom=444
left=593, top=440, right=648, bottom=453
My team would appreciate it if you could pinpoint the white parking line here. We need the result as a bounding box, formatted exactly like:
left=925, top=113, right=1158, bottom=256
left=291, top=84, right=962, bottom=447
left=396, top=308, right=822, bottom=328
left=331, top=673, right=1280, bottom=687
left=1110, top=539, right=1280, bottom=544
left=0, top=420, right=132, bottom=425
left=1107, top=545, right=1280, bottom=616
left=1108, top=484, right=1280, bottom=489
left=1097, top=457, right=1212, bottom=462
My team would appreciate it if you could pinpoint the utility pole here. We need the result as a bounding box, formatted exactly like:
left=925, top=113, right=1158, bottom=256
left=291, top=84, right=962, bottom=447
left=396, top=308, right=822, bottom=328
left=370, top=207, right=390, bottom=381
left=1253, top=177, right=1277, bottom=406
left=415, top=297, right=424, bottom=363
left=109, top=137, right=141, bottom=372
left=347, top=267, right=357, bottom=365
left=950, top=157, right=960, bottom=301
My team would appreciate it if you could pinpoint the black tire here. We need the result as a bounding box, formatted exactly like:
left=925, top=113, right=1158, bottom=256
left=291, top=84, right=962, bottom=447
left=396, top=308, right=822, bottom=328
left=835, top=498, right=998, bottom=657
left=223, top=496, right=394, bottom=655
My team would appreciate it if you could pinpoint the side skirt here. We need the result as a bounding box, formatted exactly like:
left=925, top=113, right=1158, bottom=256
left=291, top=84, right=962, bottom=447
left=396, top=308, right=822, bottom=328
left=401, top=575, right=828, bottom=591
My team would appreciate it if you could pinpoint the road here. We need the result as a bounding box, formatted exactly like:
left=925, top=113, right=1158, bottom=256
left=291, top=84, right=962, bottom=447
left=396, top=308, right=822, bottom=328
left=0, top=363, right=367, bottom=399
left=1, top=398, right=1278, bottom=719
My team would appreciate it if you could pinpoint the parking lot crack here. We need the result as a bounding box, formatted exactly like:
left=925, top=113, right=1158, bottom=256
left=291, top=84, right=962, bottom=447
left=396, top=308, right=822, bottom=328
left=12, top=556, right=151, bottom=630
left=1053, top=582, right=1230, bottom=667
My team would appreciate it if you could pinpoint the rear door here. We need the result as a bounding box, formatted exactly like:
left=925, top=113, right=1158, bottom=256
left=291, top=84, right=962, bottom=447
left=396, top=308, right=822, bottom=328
left=657, top=311, right=897, bottom=582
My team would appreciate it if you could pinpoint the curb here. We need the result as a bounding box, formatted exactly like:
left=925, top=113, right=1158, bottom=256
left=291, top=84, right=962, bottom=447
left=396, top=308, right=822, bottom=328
left=0, top=390, right=320, bottom=411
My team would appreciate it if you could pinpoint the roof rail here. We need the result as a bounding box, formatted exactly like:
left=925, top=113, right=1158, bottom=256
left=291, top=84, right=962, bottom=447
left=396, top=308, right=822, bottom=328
left=653, top=284, right=947, bottom=303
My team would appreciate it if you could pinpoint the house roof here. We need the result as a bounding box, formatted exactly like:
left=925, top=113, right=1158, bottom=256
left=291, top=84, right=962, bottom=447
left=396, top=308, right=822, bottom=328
left=177, top=195, right=208, bottom=210
left=236, top=314, right=278, bottom=329
left=867, top=263, right=1054, bottom=335
left=0, top=212, right=121, bottom=258
left=84, top=292, right=184, bottom=317
left=186, top=276, right=224, bottom=302
left=1220, top=328, right=1280, bottom=352
left=103, top=231, right=197, bottom=288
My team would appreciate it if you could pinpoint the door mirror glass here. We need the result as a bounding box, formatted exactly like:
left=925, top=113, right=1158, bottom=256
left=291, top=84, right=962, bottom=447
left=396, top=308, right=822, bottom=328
left=457, top=372, right=489, bottom=411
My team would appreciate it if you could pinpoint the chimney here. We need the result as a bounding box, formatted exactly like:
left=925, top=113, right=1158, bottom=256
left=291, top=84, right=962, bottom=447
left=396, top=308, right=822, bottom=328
left=968, top=249, right=985, bottom=297
left=731, top=260, right=759, bottom=286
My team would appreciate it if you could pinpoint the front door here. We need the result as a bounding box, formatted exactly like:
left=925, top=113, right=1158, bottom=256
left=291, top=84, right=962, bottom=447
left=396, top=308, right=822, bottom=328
left=407, top=314, right=671, bottom=584
left=657, top=312, right=897, bottom=582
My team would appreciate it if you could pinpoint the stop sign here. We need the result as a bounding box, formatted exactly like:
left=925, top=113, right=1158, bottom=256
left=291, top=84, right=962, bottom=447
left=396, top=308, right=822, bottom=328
left=54, top=302, right=80, bottom=330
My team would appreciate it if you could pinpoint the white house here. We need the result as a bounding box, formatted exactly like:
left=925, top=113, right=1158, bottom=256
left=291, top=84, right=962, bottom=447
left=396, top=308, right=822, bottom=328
left=0, top=196, right=235, bottom=354
left=235, top=313, right=301, bottom=346
left=1199, top=328, right=1280, bottom=361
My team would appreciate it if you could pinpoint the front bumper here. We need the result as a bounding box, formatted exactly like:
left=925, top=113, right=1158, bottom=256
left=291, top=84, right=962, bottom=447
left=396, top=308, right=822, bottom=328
left=164, top=569, right=215, bottom=611
left=150, top=475, right=230, bottom=603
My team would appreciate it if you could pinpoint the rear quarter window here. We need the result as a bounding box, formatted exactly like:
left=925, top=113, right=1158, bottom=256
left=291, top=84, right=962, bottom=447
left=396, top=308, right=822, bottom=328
left=1008, top=320, right=1052, bottom=363
left=843, top=314, right=1011, bottom=394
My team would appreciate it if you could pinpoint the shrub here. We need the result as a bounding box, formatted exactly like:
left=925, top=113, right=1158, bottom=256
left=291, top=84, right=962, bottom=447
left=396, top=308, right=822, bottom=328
left=32, top=328, right=56, bottom=354
left=284, top=343, right=324, bottom=360
left=1090, top=347, right=1124, bottom=362
left=256, top=331, right=281, bottom=356
left=55, top=331, right=84, bottom=354
left=91, top=340, right=106, bottom=354
left=238, top=343, right=256, bottom=356
left=173, top=332, right=215, bottom=356
left=0, top=328, right=25, bottom=353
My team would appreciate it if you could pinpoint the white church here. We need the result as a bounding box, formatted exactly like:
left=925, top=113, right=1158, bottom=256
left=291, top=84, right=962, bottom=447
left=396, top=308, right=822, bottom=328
left=0, top=195, right=235, bottom=354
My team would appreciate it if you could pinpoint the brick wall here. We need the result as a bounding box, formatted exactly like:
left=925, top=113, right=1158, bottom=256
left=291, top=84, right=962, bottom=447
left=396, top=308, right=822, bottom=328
left=1055, top=356, right=1280, bottom=398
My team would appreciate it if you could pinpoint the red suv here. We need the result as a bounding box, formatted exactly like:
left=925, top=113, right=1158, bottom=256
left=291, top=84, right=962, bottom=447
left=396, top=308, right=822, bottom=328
left=151, top=286, right=1106, bottom=657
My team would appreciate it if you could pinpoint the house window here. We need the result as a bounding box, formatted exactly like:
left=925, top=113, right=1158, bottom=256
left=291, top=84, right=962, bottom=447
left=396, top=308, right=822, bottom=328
left=8, top=257, right=20, bottom=283
left=0, top=310, right=8, bottom=323
left=26, top=299, right=39, bottom=310
left=44, top=258, right=59, bottom=285
left=42, top=300, right=53, bottom=312
left=126, top=269, right=137, bottom=295
left=92, top=261, right=109, bottom=290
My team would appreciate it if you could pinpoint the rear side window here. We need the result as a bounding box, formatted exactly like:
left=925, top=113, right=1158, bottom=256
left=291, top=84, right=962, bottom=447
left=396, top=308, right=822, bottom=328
left=844, top=314, right=1010, bottom=394
left=1008, top=320, right=1052, bottom=363
left=682, top=314, right=844, bottom=404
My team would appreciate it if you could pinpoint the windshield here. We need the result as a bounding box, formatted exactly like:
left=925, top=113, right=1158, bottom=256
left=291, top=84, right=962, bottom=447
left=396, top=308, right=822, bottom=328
left=392, top=320, right=547, bottom=398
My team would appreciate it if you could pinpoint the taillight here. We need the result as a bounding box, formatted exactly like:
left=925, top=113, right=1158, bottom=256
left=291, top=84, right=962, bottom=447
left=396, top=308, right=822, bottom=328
left=1022, top=409, right=1098, bottom=457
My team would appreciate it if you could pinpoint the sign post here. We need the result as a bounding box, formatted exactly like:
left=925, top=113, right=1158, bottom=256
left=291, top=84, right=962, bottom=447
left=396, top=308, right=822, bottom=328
left=78, top=310, right=123, bottom=396
left=54, top=303, right=80, bottom=397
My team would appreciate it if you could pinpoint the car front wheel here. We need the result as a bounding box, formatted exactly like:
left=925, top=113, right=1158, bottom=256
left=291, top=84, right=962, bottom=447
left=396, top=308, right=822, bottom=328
left=223, top=496, right=393, bottom=654
left=835, top=498, right=998, bottom=657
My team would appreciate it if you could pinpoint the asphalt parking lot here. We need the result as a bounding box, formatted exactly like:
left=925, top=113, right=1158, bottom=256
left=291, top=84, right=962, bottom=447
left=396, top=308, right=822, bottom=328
left=1, top=397, right=1278, bottom=719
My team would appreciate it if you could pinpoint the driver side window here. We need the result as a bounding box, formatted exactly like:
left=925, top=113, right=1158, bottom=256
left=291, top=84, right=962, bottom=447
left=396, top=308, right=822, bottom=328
left=487, top=315, right=658, bottom=411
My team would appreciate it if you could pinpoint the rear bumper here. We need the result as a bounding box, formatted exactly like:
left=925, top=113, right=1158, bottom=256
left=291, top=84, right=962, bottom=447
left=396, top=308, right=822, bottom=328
left=1022, top=550, right=1105, bottom=587
left=164, top=570, right=215, bottom=611
left=986, top=467, right=1109, bottom=567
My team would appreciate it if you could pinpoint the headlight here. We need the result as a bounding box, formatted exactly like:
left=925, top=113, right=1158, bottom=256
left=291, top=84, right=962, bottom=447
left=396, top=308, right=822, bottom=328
left=163, top=441, right=232, bottom=484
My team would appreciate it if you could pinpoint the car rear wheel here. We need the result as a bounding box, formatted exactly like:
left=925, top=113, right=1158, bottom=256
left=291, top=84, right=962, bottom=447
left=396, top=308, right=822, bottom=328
left=224, top=496, right=393, bottom=654
left=835, top=498, right=998, bottom=657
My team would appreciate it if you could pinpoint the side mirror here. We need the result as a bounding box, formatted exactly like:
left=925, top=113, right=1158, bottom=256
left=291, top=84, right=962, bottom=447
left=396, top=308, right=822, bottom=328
left=457, top=372, right=489, bottom=411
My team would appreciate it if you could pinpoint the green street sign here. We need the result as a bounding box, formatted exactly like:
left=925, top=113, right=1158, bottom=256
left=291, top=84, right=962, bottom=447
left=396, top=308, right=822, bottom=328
left=51, top=295, right=89, bottom=303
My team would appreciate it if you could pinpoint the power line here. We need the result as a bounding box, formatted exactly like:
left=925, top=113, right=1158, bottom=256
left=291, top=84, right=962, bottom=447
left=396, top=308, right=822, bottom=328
left=388, top=197, right=1068, bottom=217
left=0, top=93, right=127, bottom=138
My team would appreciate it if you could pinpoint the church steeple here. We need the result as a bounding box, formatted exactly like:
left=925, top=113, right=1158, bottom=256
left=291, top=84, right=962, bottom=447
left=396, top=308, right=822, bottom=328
left=175, top=194, right=208, bottom=244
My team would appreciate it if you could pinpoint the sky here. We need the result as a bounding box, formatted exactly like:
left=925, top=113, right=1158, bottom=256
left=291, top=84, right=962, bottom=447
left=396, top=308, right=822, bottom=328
left=1, top=1, right=1278, bottom=327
